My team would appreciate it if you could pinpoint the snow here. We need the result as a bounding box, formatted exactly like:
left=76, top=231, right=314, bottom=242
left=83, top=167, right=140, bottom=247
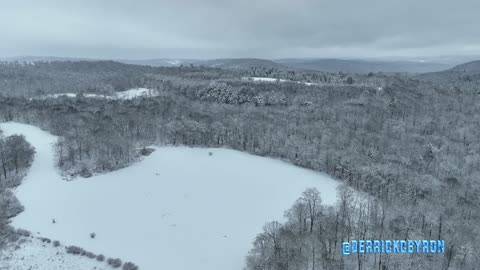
left=167, top=60, right=181, bottom=65
left=113, top=88, right=153, bottom=99
left=243, top=77, right=319, bottom=86
left=0, top=237, right=108, bottom=270
left=250, top=77, right=286, bottom=83
left=37, top=88, right=157, bottom=100
left=0, top=122, right=340, bottom=270
left=46, top=93, right=79, bottom=98
left=45, top=93, right=105, bottom=99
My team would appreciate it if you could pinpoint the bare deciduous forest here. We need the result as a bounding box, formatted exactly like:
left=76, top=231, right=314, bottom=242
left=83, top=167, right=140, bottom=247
left=0, top=60, right=479, bottom=269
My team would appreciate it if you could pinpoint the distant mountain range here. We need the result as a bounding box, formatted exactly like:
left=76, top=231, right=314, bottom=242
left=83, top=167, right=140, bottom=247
left=0, top=56, right=93, bottom=63
left=200, top=58, right=287, bottom=70
left=417, top=60, right=480, bottom=84
left=120, top=58, right=454, bottom=74
left=120, top=58, right=288, bottom=70
left=448, top=60, right=480, bottom=73
left=275, top=58, right=453, bottom=74
left=119, top=58, right=199, bottom=67
left=1, top=56, right=474, bottom=74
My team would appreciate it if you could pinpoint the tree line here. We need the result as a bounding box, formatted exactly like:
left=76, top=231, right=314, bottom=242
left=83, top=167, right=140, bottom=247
left=0, top=132, right=35, bottom=248
left=0, top=61, right=479, bottom=269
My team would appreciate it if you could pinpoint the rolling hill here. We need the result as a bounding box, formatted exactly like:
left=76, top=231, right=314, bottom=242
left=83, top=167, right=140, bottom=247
left=418, top=60, right=480, bottom=84
left=448, top=60, right=480, bottom=73
left=275, top=58, right=452, bottom=74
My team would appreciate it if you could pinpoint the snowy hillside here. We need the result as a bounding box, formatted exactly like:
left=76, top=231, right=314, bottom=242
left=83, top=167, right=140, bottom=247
left=0, top=237, right=108, bottom=270
left=0, top=122, right=340, bottom=270
left=112, top=88, right=155, bottom=99
left=243, top=76, right=318, bottom=86
left=39, top=88, right=157, bottom=100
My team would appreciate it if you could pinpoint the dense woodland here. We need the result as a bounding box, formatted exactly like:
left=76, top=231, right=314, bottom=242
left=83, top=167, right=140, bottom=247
left=0, top=60, right=479, bottom=269
left=0, top=132, right=35, bottom=248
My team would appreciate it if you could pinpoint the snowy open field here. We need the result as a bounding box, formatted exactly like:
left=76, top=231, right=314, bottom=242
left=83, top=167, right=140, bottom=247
left=242, top=77, right=319, bottom=86
left=37, top=88, right=156, bottom=100
left=0, top=122, right=340, bottom=270
left=0, top=237, right=109, bottom=270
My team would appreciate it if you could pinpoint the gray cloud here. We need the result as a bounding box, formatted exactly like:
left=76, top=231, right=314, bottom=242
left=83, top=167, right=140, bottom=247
left=1, top=0, right=479, bottom=59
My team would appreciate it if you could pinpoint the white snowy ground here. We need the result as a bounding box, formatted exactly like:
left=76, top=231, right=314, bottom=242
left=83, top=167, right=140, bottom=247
left=0, top=237, right=109, bottom=270
left=0, top=122, right=340, bottom=270
left=242, top=77, right=319, bottom=86
left=38, top=88, right=156, bottom=100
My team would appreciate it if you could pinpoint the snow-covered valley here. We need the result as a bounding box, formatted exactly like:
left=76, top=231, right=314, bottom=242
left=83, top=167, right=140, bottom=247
left=0, top=122, right=340, bottom=270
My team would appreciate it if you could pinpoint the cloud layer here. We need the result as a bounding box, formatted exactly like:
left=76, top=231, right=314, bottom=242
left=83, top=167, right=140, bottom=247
left=1, top=0, right=479, bottom=59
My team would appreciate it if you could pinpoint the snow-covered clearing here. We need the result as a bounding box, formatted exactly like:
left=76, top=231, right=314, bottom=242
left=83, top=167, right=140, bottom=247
left=0, top=237, right=108, bottom=270
left=38, top=88, right=156, bottom=100
left=0, top=122, right=340, bottom=270
left=242, top=77, right=319, bottom=86
left=167, top=60, right=181, bottom=65
left=113, top=88, right=154, bottom=99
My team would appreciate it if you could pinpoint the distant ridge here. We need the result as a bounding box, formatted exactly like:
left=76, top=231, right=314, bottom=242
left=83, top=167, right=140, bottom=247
left=0, top=56, right=458, bottom=74
left=417, top=59, right=480, bottom=84
left=118, top=59, right=201, bottom=67
left=448, top=60, right=480, bottom=73
left=201, top=58, right=288, bottom=70
left=275, top=58, right=452, bottom=74
left=0, top=56, right=94, bottom=62
left=1, top=56, right=289, bottom=70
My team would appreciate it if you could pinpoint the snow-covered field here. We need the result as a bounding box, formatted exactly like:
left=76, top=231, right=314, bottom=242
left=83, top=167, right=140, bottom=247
left=0, top=122, right=340, bottom=270
left=112, top=88, right=154, bottom=99
left=38, top=88, right=156, bottom=100
left=242, top=77, right=319, bottom=86
left=0, top=237, right=109, bottom=270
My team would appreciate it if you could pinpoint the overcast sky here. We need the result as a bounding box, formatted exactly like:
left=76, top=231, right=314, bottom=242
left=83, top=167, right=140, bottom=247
left=1, top=0, right=480, bottom=60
